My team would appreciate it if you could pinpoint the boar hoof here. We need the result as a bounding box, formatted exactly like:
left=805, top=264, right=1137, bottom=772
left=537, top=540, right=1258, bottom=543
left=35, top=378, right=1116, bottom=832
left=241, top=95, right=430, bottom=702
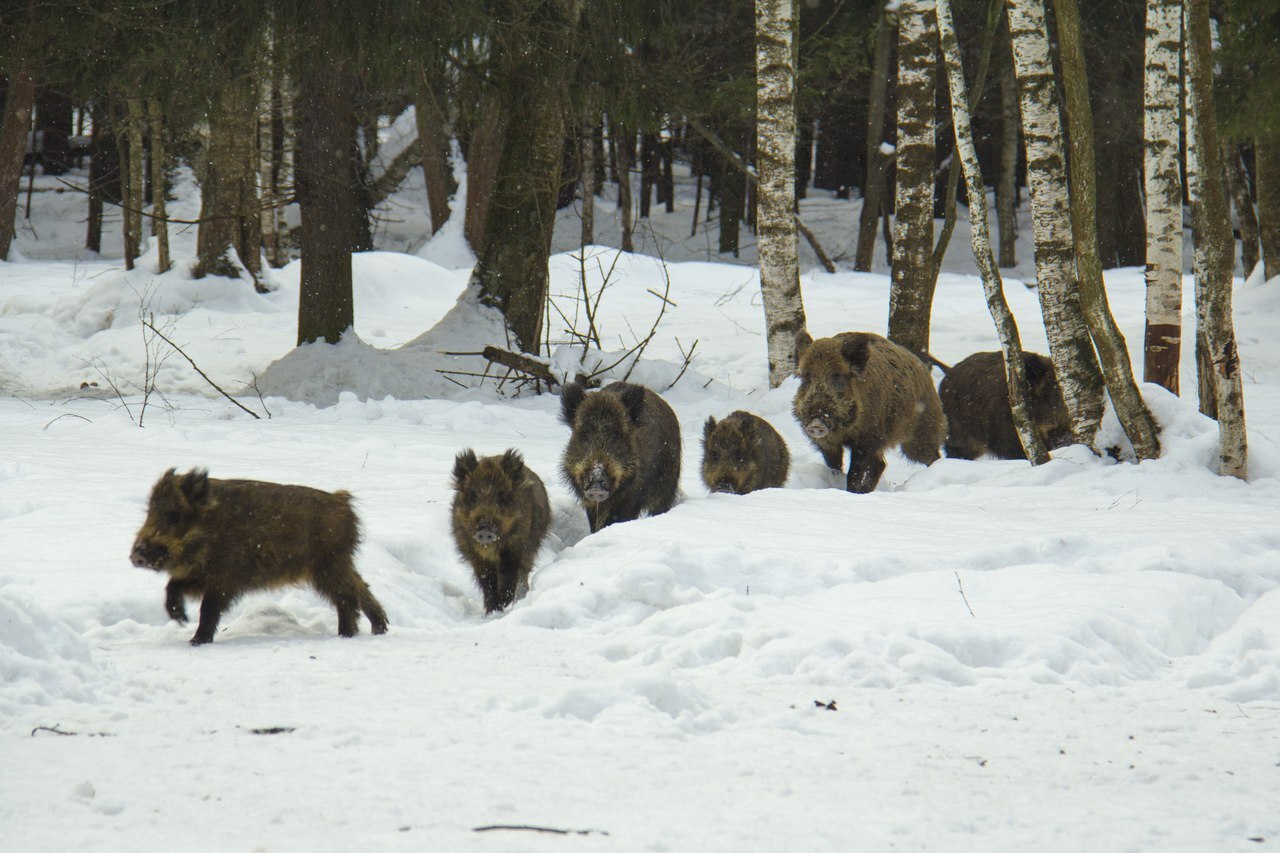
left=189, top=634, right=213, bottom=646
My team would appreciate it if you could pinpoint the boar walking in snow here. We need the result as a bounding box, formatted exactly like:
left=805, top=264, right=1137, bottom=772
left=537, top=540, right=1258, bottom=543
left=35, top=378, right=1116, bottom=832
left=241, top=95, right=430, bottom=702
left=560, top=381, right=681, bottom=533
left=792, top=331, right=945, bottom=493
left=451, top=449, right=551, bottom=614
left=701, top=411, right=790, bottom=494
left=130, top=468, right=389, bottom=645
left=939, top=350, right=1072, bottom=460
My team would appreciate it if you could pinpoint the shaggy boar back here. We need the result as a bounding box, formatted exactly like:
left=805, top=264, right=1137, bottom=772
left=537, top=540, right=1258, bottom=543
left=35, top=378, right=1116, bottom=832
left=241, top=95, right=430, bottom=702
left=792, top=331, right=945, bottom=493
left=451, top=449, right=551, bottom=614
left=560, top=381, right=681, bottom=532
left=701, top=410, right=790, bottom=494
left=939, top=350, right=1072, bottom=460
left=130, top=468, right=389, bottom=645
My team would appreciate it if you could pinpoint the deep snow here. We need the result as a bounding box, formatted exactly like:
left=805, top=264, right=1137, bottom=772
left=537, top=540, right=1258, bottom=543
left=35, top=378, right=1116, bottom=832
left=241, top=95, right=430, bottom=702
left=2, top=149, right=1279, bottom=851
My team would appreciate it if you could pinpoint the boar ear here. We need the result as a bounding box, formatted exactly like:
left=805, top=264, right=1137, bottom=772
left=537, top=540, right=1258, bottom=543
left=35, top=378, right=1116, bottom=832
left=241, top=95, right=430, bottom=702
left=179, top=469, right=209, bottom=506
left=795, top=329, right=813, bottom=363
left=839, top=334, right=872, bottom=373
left=1023, top=353, right=1051, bottom=385
left=617, top=383, right=647, bottom=423
left=500, top=448, right=525, bottom=480
left=560, top=382, right=586, bottom=426
left=703, top=416, right=717, bottom=442
left=453, top=449, right=478, bottom=487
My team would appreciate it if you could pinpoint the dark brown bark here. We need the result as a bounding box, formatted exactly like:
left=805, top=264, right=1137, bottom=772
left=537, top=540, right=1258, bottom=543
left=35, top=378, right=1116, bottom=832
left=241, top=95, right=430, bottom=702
left=296, top=55, right=361, bottom=344
left=1223, top=142, right=1260, bottom=276
left=0, top=70, right=35, bottom=261
left=147, top=99, right=169, bottom=273
left=717, top=122, right=748, bottom=257
left=1257, top=140, right=1280, bottom=281
left=85, top=102, right=117, bottom=253
left=196, top=78, right=261, bottom=280
left=415, top=88, right=455, bottom=236
left=470, top=2, right=581, bottom=354
left=615, top=122, right=634, bottom=253
left=36, top=86, right=72, bottom=176
left=463, top=95, right=505, bottom=251
left=855, top=12, right=896, bottom=272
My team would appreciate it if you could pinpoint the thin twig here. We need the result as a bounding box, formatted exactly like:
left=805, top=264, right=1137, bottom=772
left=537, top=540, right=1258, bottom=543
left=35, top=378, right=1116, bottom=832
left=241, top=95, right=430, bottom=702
left=141, top=320, right=262, bottom=419
left=473, top=825, right=609, bottom=837
left=955, top=571, right=976, bottom=618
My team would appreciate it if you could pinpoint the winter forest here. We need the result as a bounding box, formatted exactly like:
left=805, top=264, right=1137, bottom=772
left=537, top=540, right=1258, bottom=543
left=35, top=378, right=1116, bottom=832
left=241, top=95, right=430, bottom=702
left=3, top=0, right=1280, bottom=849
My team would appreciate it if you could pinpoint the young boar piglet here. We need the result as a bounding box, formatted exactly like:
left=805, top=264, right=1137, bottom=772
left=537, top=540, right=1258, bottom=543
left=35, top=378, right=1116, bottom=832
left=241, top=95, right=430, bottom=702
left=939, top=350, right=1072, bottom=460
left=451, top=449, right=551, bottom=614
left=792, top=331, right=945, bottom=493
left=560, top=381, right=681, bottom=533
left=130, top=468, right=389, bottom=645
left=701, top=410, right=790, bottom=495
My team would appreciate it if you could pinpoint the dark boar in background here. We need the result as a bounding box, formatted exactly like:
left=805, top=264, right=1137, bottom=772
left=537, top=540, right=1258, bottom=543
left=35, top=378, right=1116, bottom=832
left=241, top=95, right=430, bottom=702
left=701, top=410, right=790, bottom=494
left=130, top=468, right=389, bottom=645
left=792, top=331, right=945, bottom=493
left=451, top=449, right=551, bottom=614
left=939, top=350, right=1072, bottom=460
left=560, top=381, right=681, bottom=533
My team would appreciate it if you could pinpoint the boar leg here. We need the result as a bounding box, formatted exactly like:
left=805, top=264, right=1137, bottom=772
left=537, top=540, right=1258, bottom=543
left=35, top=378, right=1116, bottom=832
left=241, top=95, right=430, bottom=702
left=163, top=578, right=196, bottom=624
left=191, top=587, right=232, bottom=645
left=312, top=561, right=372, bottom=637
left=359, top=586, right=389, bottom=635
left=817, top=442, right=844, bottom=473
left=845, top=446, right=886, bottom=494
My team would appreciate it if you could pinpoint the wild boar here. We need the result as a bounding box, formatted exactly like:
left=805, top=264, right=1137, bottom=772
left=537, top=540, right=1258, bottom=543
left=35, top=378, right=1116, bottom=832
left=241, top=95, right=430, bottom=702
left=451, top=449, right=551, bottom=614
left=560, top=380, right=681, bottom=533
left=701, top=410, right=790, bottom=494
left=939, top=350, right=1072, bottom=460
left=130, top=468, right=389, bottom=645
left=792, top=331, right=945, bottom=493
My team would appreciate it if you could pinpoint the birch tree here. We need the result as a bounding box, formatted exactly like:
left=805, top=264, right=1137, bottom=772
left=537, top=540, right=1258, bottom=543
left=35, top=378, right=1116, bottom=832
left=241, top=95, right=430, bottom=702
left=1053, top=0, right=1161, bottom=460
left=887, top=0, right=938, bottom=353
left=1005, top=0, right=1105, bottom=446
left=937, top=0, right=1047, bottom=464
left=1185, top=0, right=1248, bottom=478
left=1142, top=0, right=1183, bottom=393
left=756, top=0, right=809, bottom=386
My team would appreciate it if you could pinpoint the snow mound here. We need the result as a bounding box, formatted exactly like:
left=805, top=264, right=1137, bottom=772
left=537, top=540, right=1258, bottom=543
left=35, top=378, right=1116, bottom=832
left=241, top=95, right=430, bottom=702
left=0, top=588, right=100, bottom=716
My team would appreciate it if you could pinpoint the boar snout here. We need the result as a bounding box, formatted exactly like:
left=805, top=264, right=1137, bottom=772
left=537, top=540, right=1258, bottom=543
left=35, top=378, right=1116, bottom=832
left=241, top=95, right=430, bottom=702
left=130, top=539, right=167, bottom=569
left=804, top=418, right=830, bottom=439
left=472, top=522, right=499, bottom=545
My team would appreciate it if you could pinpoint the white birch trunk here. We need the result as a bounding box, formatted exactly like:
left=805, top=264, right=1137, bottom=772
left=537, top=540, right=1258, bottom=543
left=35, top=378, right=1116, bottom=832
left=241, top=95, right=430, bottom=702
left=887, top=0, right=937, bottom=353
left=756, top=0, right=808, bottom=387
left=1005, top=0, right=1104, bottom=447
left=937, top=0, right=1047, bottom=464
left=1185, top=0, right=1248, bottom=479
left=1143, top=0, right=1183, bottom=394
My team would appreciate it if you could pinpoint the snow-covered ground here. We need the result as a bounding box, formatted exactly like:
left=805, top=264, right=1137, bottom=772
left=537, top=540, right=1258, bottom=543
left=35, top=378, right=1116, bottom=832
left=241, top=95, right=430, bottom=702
left=2, top=153, right=1279, bottom=850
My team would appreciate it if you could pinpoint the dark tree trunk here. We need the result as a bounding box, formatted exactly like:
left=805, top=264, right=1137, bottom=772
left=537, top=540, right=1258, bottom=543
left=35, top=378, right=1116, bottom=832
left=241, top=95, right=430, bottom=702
left=855, top=11, right=896, bottom=272
left=85, top=102, right=118, bottom=253
left=1257, top=140, right=1280, bottom=281
left=296, top=57, right=361, bottom=345
left=469, top=2, right=580, bottom=354
left=36, top=86, right=73, bottom=176
left=1224, top=142, right=1260, bottom=276
left=415, top=71, right=456, bottom=236
left=717, top=122, right=748, bottom=257
left=464, top=94, right=505, bottom=251
left=196, top=78, right=262, bottom=280
left=639, top=131, right=657, bottom=219
left=0, top=70, right=35, bottom=260
left=615, top=122, right=634, bottom=252
left=795, top=115, right=813, bottom=200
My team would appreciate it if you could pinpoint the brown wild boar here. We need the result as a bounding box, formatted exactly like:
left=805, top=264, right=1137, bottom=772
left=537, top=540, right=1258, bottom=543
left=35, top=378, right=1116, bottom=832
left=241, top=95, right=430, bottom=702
left=130, top=468, right=389, bottom=645
left=701, top=410, right=790, bottom=494
left=451, top=449, right=551, bottom=614
left=792, top=331, right=945, bottom=493
left=560, top=381, right=681, bottom=533
left=939, top=350, right=1072, bottom=460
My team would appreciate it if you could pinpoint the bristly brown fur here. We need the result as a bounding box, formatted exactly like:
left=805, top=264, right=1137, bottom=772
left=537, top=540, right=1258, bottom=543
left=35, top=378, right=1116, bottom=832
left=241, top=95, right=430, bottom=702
left=559, top=381, right=681, bottom=533
left=451, top=449, right=551, bottom=614
left=701, top=411, right=790, bottom=495
left=130, top=468, right=389, bottom=645
left=792, top=331, right=945, bottom=493
left=939, top=351, right=1071, bottom=460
